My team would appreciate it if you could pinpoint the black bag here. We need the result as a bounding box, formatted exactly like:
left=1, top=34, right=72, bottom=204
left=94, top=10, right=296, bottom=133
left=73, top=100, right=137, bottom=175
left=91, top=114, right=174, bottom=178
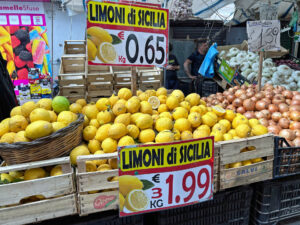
left=0, top=53, right=17, bottom=122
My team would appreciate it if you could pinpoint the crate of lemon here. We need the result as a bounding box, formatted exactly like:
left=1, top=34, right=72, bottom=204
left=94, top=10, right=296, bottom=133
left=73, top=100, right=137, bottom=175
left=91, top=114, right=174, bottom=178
left=0, top=96, right=84, bottom=165
left=0, top=157, right=77, bottom=225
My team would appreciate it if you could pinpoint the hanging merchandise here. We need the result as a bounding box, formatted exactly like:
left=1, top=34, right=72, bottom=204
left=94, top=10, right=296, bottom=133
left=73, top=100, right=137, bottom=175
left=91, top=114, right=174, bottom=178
left=170, top=0, right=193, bottom=20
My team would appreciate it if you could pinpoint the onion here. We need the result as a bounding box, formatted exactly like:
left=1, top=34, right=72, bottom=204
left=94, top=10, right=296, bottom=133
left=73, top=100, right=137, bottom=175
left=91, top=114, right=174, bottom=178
left=262, top=98, right=271, bottom=105
left=286, top=99, right=291, bottom=105
left=240, top=94, right=247, bottom=101
left=271, top=112, right=282, bottom=122
left=233, top=98, right=242, bottom=107
left=282, top=111, right=290, bottom=119
left=244, top=111, right=255, bottom=119
left=227, top=94, right=235, bottom=103
left=293, top=94, right=300, bottom=101
left=212, top=100, right=220, bottom=105
left=223, top=91, right=229, bottom=97
left=268, top=104, right=278, bottom=113
left=235, top=89, right=245, bottom=98
left=291, top=99, right=300, bottom=106
left=251, top=96, right=258, bottom=102
left=290, top=121, right=300, bottom=130
left=279, top=129, right=296, bottom=141
left=272, top=94, right=285, bottom=104
left=237, top=106, right=246, bottom=114
left=293, top=137, right=300, bottom=147
left=241, top=84, right=247, bottom=90
left=226, top=105, right=236, bottom=111
left=261, top=109, right=271, bottom=119
left=265, top=92, right=274, bottom=100
left=256, top=100, right=267, bottom=111
left=228, top=87, right=235, bottom=94
left=206, top=97, right=213, bottom=103
left=295, top=129, right=300, bottom=137
left=268, top=125, right=281, bottom=135
left=290, top=105, right=300, bottom=112
left=278, top=103, right=289, bottom=113
left=222, top=100, right=229, bottom=108
left=255, top=92, right=264, bottom=100
left=217, top=95, right=224, bottom=102
left=279, top=118, right=290, bottom=129
left=246, top=91, right=254, bottom=98
left=243, top=99, right=255, bottom=111
left=269, top=120, right=277, bottom=126
left=202, top=97, right=207, bottom=102
left=259, top=118, right=269, bottom=127
left=283, top=90, right=293, bottom=99
left=256, top=111, right=267, bottom=119
left=290, top=111, right=300, bottom=122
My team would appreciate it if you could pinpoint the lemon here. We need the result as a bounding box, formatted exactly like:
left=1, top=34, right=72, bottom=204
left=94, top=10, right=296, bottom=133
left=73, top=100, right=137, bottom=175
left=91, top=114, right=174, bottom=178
left=9, top=171, right=24, bottom=179
left=155, top=130, right=174, bottom=143
left=251, top=158, right=263, bottom=163
left=197, top=125, right=211, bottom=133
left=173, top=107, right=188, bottom=120
left=155, top=117, right=173, bottom=132
left=10, top=106, right=22, bottom=117
left=87, top=26, right=113, bottom=46
left=51, top=122, right=66, bottom=133
left=89, top=119, right=100, bottom=129
left=218, top=119, right=231, bottom=132
left=0, top=119, right=9, bottom=137
left=224, top=110, right=236, bottom=122
left=21, top=101, right=37, bottom=117
left=140, top=101, right=153, bottom=114
left=158, top=104, right=169, bottom=113
left=156, top=87, right=167, bottom=96
left=102, top=138, right=118, bottom=153
left=211, top=131, right=224, bottom=142
left=95, top=98, right=109, bottom=111
left=69, top=103, right=82, bottom=114
left=115, top=113, right=131, bottom=126
left=97, top=164, right=112, bottom=171
left=158, top=95, right=167, bottom=104
left=159, top=112, right=173, bottom=120
left=145, top=89, right=156, bottom=97
left=95, top=124, right=111, bottom=141
left=185, top=93, right=200, bottom=106
left=212, top=105, right=226, bottom=117
left=87, top=39, right=97, bottom=60
left=139, top=129, right=155, bottom=143
left=136, top=114, right=153, bottom=130
left=228, top=129, right=237, bottom=137
left=97, top=42, right=117, bottom=63
left=251, top=124, right=268, bottom=136
left=70, top=145, right=90, bottom=165
left=223, top=133, right=233, bottom=141
left=127, top=124, right=140, bottom=139
left=93, top=150, right=107, bottom=166
left=86, top=161, right=97, bottom=172
left=126, top=98, right=141, bottom=114
left=118, top=136, right=135, bottom=146
left=88, top=139, right=101, bottom=153
left=171, top=90, right=184, bottom=102
left=229, top=162, right=242, bottom=168
left=9, top=115, right=28, bottom=132
left=166, top=95, right=179, bottom=110
left=125, top=189, right=149, bottom=212
left=112, top=102, right=126, bottom=116
left=83, top=125, right=97, bottom=141
left=84, top=105, right=99, bottom=120
left=232, top=116, right=249, bottom=129
left=212, top=123, right=227, bottom=134
left=249, top=118, right=260, bottom=128
left=180, top=101, right=191, bottom=111
left=109, top=123, right=127, bottom=140
left=188, top=112, right=202, bottom=128
left=108, top=94, right=119, bottom=106
left=57, top=111, right=77, bottom=125
left=174, top=118, right=191, bottom=132
left=193, top=129, right=210, bottom=139
left=235, top=124, right=251, bottom=138
left=119, top=175, right=143, bottom=196
left=0, top=173, right=13, bottom=182
left=109, top=158, right=118, bottom=169
left=202, top=113, right=217, bottom=127
left=97, top=110, right=112, bottom=125
left=119, top=193, right=125, bottom=212
left=24, top=168, right=46, bottom=180
left=76, top=99, right=87, bottom=107
left=25, top=121, right=53, bottom=140
left=190, top=106, right=203, bottom=115
left=138, top=92, right=149, bottom=101
left=181, top=130, right=193, bottom=140
left=49, top=111, right=57, bottom=123
left=242, top=160, right=252, bottom=166
left=148, top=96, right=160, bottom=109
left=50, top=165, right=63, bottom=176
left=0, top=132, right=16, bottom=143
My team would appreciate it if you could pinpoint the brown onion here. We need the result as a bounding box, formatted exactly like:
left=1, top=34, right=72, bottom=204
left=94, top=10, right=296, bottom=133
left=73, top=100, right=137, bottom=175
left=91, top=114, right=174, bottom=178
left=268, top=125, right=281, bottom=135
left=278, top=103, right=289, bottom=113
left=286, top=99, right=292, bottom=105
left=206, top=97, right=213, bottom=103
left=292, top=94, right=300, bottom=101
left=226, top=105, right=236, bottom=111
left=269, top=120, right=277, bottom=126
left=279, top=129, right=296, bottom=141
left=244, top=111, right=255, bottom=119
left=290, top=111, right=300, bottom=122
left=251, top=96, right=258, bottom=102
left=268, top=104, right=278, bottom=113
left=293, top=137, right=300, bottom=147
left=259, top=118, right=269, bottom=127
left=283, top=90, right=293, bottom=99
left=290, top=121, right=300, bottom=130
left=227, top=94, right=235, bottom=103
left=282, top=111, right=290, bottom=118
left=256, top=100, right=267, bottom=111
left=272, top=94, right=285, bottom=104
left=212, top=100, right=220, bottom=105
left=222, top=100, right=229, bottom=108
left=295, top=129, right=300, bottom=137
left=235, top=89, right=245, bottom=98
left=290, top=105, right=300, bottom=112
left=256, top=111, right=267, bottom=119
left=291, top=99, right=300, bottom=106
left=240, top=94, right=247, bottom=101
left=241, top=84, right=247, bottom=90
left=228, top=87, right=235, bottom=94
left=243, top=99, right=255, bottom=111
left=279, top=118, right=290, bottom=129
left=202, top=97, right=207, bottom=102
left=261, top=109, right=271, bottom=119
left=223, top=91, right=229, bottom=96
left=255, top=92, right=264, bottom=100
left=233, top=98, right=242, bottom=107
left=271, top=112, right=282, bottom=122
left=217, top=95, right=224, bottom=102
left=262, top=98, right=272, bottom=105
left=237, top=106, right=246, bottom=114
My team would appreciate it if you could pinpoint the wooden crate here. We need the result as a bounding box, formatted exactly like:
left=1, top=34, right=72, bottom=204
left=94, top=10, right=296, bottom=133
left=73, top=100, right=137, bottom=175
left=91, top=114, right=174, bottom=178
left=113, top=66, right=132, bottom=91
left=0, top=157, right=77, bottom=225
left=64, top=40, right=86, bottom=55
left=76, top=153, right=119, bottom=216
left=60, top=55, right=86, bottom=74
left=138, top=67, right=163, bottom=91
left=213, top=144, right=220, bottom=193
left=218, top=134, right=274, bottom=190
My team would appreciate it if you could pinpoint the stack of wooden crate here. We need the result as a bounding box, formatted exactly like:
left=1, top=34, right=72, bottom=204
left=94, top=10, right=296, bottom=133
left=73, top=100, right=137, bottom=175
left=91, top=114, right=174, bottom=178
left=58, top=40, right=87, bottom=103
left=137, top=66, right=163, bottom=91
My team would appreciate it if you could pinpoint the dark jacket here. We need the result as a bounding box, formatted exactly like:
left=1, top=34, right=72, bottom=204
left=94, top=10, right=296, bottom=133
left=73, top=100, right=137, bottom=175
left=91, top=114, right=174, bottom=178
left=0, top=53, right=17, bottom=121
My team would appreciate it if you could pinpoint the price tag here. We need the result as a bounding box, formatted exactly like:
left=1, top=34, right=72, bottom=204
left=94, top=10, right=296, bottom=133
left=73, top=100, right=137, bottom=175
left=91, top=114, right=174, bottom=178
left=87, top=1, right=169, bottom=67
left=247, top=20, right=280, bottom=52
left=118, top=138, right=214, bottom=217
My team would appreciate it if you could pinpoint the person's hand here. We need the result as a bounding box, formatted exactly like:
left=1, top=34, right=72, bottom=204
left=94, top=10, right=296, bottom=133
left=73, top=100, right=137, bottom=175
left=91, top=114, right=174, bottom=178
left=166, top=65, right=174, bottom=70
left=189, top=75, right=197, bottom=80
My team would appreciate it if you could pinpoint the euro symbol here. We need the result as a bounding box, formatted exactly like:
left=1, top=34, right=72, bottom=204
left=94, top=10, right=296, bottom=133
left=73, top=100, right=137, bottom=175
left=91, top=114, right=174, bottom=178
left=152, top=174, right=160, bottom=183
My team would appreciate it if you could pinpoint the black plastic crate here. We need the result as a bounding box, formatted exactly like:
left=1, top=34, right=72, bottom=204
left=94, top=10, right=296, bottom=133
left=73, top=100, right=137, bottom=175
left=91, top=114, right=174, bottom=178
left=201, top=79, right=218, bottom=97
left=273, top=136, right=300, bottom=179
left=251, top=175, right=300, bottom=225
left=145, top=186, right=253, bottom=225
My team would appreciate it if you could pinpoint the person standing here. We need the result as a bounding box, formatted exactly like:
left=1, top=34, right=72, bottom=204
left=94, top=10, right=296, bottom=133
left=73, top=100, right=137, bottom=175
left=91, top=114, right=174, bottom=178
left=165, top=43, right=180, bottom=89
left=183, top=39, right=209, bottom=93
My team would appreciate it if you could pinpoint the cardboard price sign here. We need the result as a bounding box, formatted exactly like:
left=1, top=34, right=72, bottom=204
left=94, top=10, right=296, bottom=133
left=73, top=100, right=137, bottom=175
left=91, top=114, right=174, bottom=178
left=118, top=138, right=214, bottom=217
left=247, top=20, right=280, bottom=52
left=87, top=1, right=169, bottom=67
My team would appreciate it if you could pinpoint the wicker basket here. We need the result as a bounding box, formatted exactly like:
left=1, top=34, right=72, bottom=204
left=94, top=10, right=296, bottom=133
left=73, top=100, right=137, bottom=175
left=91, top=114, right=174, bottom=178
left=0, top=114, right=84, bottom=165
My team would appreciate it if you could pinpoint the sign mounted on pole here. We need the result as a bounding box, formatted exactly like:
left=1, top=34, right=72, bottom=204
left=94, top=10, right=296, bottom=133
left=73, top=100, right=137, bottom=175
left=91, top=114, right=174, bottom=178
left=118, top=137, right=214, bottom=217
left=87, top=1, right=169, bottom=67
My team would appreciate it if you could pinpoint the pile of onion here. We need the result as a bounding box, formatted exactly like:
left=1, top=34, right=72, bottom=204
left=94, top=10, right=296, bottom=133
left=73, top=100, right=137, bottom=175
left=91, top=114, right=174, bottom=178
left=203, top=84, right=300, bottom=146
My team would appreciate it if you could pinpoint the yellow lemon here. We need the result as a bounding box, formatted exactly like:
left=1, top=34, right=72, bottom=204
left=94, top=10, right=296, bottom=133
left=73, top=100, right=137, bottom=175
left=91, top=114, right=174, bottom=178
left=190, top=106, right=202, bottom=115
left=158, top=95, right=167, bottom=104
left=83, top=125, right=97, bottom=141
left=88, top=139, right=101, bottom=153
left=193, top=129, right=210, bottom=139
left=109, top=123, right=127, bottom=140
left=229, top=162, right=242, bottom=168
left=228, top=129, right=237, bottom=136
left=199, top=105, right=208, bottom=115
left=57, top=111, right=77, bottom=125
left=69, top=103, right=82, bottom=114
left=251, top=124, right=268, bottom=136
left=126, top=98, right=140, bottom=114
left=52, top=122, right=67, bottom=133
left=89, top=119, right=100, bottom=129
left=83, top=105, right=99, bottom=120
left=14, top=131, right=30, bottom=142
left=96, top=98, right=110, bottom=111
left=97, top=110, right=112, bottom=125
left=173, top=128, right=181, bottom=140
left=76, top=99, right=87, bottom=107
left=139, top=129, right=155, bottom=143
left=171, top=90, right=184, bottom=102
left=25, top=121, right=53, bottom=140
left=70, top=145, right=90, bottom=165
left=218, top=119, right=231, bottom=132
left=119, top=175, right=143, bottom=196
left=10, top=106, right=22, bottom=117
left=0, top=119, right=9, bottom=137
left=97, top=164, right=112, bottom=171
left=36, top=98, right=52, bottom=110
left=87, top=38, right=97, bottom=60
left=138, top=92, right=149, bottom=101
left=112, top=102, right=126, bottom=116
left=181, top=130, right=193, bottom=140
left=185, top=93, right=200, bottom=106
left=95, top=124, right=111, bottom=141
left=30, top=108, right=51, bottom=123
left=155, top=117, right=173, bottom=132
left=148, top=96, right=160, bottom=109
left=174, top=118, right=191, bottom=132
left=202, top=113, right=217, bottom=127
left=173, top=107, right=188, bottom=120
left=158, top=104, right=169, bottom=113
left=86, top=161, right=97, bottom=172
left=224, top=110, right=236, bottom=122
left=49, top=111, right=57, bottom=123
left=93, top=150, right=107, bottom=166
left=188, top=112, right=202, bottom=128
left=180, top=101, right=191, bottom=111
left=131, top=113, right=142, bottom=124
left=118, top=88, right=132, bottom=100
left=211, top=131, right=224, bottom=142
left=155, top=130, right=174, bottom=143
left=127, top=124, right=140, bottom=139
left=120, top=193, right=125, bottom=212
left=109, top=158, right=118, bottom=169
left=145, top=89, right=156, bottom=97
left=212, top=123, right=227, bottom=134
left=235, top=124, right=251, bottom=138
left=249, top=118, right=260, bottom=128
left=242, top=160, right=252, bottom=166
left=24, top=168, right=46, bottom=180
left=21, top=101, right=37, bottom=117
left=212, top=105, right=226, bottom=117
left=156, top=87, right=167, bottom=96
left=232, top=116, right=249, bottom=129
left=109, top=94, right=119, bottom=106
left=9, top=115, right=28, bottom=132
left=136, top=114, right=153, bottom=130
left=166, top=95, right=179, bottom=110
left=97, top=42, right=117, bottom=63
left=9, top=171, right=24, bottom=179
left=0, top=132, right=16, bottom=143
left=140, top=101, right=153, bottom=114
left=114, top=113, right=131, bottom=126
left=118, top=135, right=135, bottom=146
left=197, top=124, right=211, bottom=133
left=223, top=133, right=233, bottom=141
left=50, top=165, right=63, bottom=176
left=159, top=112, right=173, bottom=120
left=102, top=138, right=118, bottom=153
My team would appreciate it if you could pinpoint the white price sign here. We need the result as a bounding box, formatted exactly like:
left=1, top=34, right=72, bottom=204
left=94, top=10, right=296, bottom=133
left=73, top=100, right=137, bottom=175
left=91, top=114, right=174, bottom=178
left=247, top=20, right=281, bottom=52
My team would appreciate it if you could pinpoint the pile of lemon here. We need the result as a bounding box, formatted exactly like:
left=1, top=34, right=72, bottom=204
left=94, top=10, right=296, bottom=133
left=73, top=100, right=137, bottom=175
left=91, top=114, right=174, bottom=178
left=69, top=87, right=268, bottom=171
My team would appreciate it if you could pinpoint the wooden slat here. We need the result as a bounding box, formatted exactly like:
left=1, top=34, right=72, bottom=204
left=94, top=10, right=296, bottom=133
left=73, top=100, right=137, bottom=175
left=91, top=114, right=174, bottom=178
left=61, top=88, right=86, bottom=96
left=88, top=65, right=112, bottom=73
left=59, top=79, right=86, bottom=86
left=0, top=194, right=77, bottom=225
left=88, top=85, right=113, bottom=91
left=115, top=76, right=131, bottom=83
left=88, top=90, right=113, bottom=96
left=87, top=74, right=114, bottom=83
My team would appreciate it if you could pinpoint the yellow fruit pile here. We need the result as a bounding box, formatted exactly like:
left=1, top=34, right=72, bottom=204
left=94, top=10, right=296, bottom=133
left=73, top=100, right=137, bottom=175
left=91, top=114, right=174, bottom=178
left=0, top=98, right=78, bottom=144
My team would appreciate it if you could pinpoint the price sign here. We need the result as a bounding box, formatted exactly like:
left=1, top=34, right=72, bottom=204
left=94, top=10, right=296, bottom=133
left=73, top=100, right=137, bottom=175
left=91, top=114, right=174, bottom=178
left=247, top=20, right=280, bottom=52
left=87, top=1, right=169, bottom=67
left=118, top=138, right=214, bottom=217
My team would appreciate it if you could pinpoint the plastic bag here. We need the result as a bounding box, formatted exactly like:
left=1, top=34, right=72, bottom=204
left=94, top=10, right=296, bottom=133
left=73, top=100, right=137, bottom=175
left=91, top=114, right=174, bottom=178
left=199, top=43, right=218, bottom=78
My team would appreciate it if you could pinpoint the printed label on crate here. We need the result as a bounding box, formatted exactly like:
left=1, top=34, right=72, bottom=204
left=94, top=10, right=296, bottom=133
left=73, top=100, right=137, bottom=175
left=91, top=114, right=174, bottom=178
left=118, top=137, right=214, bottom=217
left=87, top=1, right=169, bottom=67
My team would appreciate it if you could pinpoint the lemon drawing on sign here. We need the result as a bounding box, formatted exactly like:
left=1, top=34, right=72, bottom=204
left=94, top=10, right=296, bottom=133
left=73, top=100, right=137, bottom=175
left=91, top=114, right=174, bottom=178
left=97, top=42, right=117, bottom=64
left=125, top=189, right=149, bottom=212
